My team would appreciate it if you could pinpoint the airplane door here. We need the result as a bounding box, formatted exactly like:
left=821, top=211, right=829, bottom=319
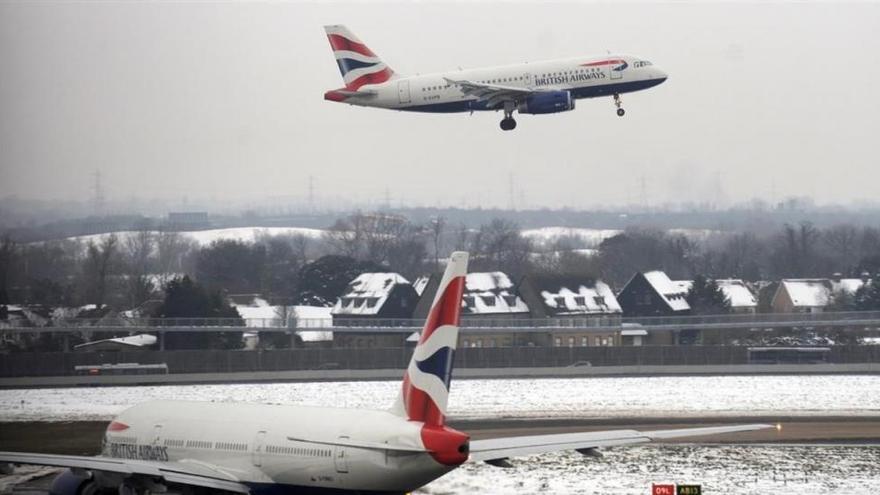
left=333, top=436, right=349, bottom=474
left=151, top=425, right=163, bottom=446
left=523, top=73, right=533, bottom=88
left=398, top=80, right=411, bottom=104
left=252, top=431, right=266, bottom=467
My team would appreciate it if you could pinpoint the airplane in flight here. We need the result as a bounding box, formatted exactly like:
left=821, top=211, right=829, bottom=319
left=0, top=252, right=769, bottom=495
left=323, top=25, right=668, bottom=131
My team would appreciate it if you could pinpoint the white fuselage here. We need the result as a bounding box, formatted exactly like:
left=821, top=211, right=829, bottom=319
left=104, top=400, right=455, bottom=494
left=340, top=54, right=667, bottom=112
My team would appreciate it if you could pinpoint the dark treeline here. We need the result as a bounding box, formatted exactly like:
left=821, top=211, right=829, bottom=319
left=3, top=212, right=880, bottom=315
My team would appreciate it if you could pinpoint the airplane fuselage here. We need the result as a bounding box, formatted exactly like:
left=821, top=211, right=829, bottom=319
left=325, top=54, right=668, bottom=113
left=103, top=400, right=456, bottom=495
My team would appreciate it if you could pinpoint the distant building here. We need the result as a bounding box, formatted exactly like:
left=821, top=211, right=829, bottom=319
left=413, top=271, right=529, bottom=348
left=166, top=211, right=209, bottom=231
left=517, top=274, right=622, bottom=347
left=331, top=272, right=419, bottom=347
left=771, top=277, right=868, bottom=313
left=617, top=271, right=692, bottom=317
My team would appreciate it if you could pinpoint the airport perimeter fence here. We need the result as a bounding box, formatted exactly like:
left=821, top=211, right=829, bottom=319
left=5, top=310, right=880, bottom=333
left=1, top=345, right=879, bottom=378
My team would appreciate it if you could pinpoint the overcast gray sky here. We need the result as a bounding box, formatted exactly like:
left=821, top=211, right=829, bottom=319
left=1, top=1, right=879, bottom=211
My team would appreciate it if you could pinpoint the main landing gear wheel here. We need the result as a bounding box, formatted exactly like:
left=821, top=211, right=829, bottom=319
left=500, top=117, right=517, bottom=131
left=613, top=93, right=625, bottom=117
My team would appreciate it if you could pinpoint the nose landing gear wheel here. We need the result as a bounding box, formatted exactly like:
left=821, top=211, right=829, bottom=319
left=500, top=117, right=517, bottom=131
left=617, top=108, right=625, bottom=117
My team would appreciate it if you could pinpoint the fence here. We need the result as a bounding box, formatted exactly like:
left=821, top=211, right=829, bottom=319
left=1, top=345, right=879, bottom=378
left=4, top=310, right=880, bottom=333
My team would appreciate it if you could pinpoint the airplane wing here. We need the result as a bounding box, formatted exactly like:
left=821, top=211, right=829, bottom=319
left=0, top=452, right=251, bottom=493
left=469, top=424, right=773, bottom=465
left=444, top=78, right=539, bottom=109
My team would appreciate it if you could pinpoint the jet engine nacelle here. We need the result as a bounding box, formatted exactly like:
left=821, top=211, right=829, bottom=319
left=518, top=91, right=575, bottom=114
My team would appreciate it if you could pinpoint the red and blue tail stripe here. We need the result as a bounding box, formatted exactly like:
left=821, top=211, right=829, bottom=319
left=324, top=25, right=395, bottom=91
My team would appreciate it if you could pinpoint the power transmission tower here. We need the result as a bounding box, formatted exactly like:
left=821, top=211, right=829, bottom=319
left=92, top=169, right=105, bottom=216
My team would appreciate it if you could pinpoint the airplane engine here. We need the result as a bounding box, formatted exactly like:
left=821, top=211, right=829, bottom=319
left=517, top=91, right=575, bottom=114
left=49, top=469, right=98, bottom=495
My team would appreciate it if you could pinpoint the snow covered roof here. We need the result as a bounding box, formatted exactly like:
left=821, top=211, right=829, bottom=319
left=780, top=278, right=867, bottom=307
left=74, top=334, right=157, bottom=351
left=835, top=278, right=868, bottom=294
left=535, top=278, right=622, bottom=315
left=643, top=271, right=691, bottom=312
left=332, top=273, right=410, bottom=316
left=715, top=279, right=758, bottom=308
left=462, top=272, right=529, bottom=315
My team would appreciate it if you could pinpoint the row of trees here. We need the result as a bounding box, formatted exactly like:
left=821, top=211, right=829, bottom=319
left=3, top=213, right=880, bottom=315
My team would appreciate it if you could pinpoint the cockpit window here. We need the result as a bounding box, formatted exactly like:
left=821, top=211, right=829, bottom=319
left=634, top=60, right=653, bottom=68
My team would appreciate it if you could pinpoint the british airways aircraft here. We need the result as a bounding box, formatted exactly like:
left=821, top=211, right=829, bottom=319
left=0, top=252, right=769, bottom=495
left=323, top=25, right=668, bottom=131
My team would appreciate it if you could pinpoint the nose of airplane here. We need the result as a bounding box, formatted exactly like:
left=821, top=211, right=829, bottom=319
left=654, top=67, right=668, bottom=82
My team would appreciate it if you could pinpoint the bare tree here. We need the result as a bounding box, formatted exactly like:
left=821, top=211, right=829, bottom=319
left=0, top=236, right=16, bottom=306
left=823, top=224, right=859, bottom=274
left=81, top=234, right=119, bottom=308
left=156, top=230, right=191, bottom=287
left=124, top=227, right=155, bottom=307
left=429, top=216, right=446, bottom=271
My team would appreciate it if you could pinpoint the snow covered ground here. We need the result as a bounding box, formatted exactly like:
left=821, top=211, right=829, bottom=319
left=2, top=375, right=879, bottom=422
left=521, top=227, right=623, bottom=247
left=65, top=227, right=326, bottom=247
left=417, top=445, right=880, bottom=495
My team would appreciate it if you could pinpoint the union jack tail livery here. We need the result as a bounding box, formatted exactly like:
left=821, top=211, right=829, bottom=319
left=393, top=251, right=468, bottom=427
left=324, top=25, right=396, bottom=90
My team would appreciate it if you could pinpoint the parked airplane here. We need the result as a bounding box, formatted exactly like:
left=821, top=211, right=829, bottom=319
left=323, top=25, right=668, bottom=131
left=0, top=252, right=769, bottom=495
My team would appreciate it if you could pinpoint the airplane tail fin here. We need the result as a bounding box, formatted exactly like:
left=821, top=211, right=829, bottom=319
left=324, top=25, right=396, bottom=90
left=392, top=251, right=468, bottom=427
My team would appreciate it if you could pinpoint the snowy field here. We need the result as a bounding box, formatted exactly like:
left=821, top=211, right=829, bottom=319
left=2, top=375, right=879, bottom=422
left=416, top=444, right=880, bottom=495
left=65, top=227, right=326, bottom=247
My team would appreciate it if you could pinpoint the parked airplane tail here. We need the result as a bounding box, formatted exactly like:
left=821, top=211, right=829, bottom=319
left=324, top=25, right=396, bottom=90
left=393, top=251, right=468, bottom=427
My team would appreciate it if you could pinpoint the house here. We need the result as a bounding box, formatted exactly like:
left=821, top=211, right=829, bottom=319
left=517, top=274, right=622, bottom=347
left=331, top=273, right=419, bottom=347
left=413, top=271, right=530, bottom=348
left=616, top=271, right=693, bottom=344
left=771, top=277, right=868, bottom=313
left=715, top=279, right=758, bottom=314
left=617, top=271, right=692, bottom=317
left=232, top=296, right=333, bottom=348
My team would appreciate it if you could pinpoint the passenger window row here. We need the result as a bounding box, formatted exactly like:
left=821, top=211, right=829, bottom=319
left=185, top=440, right=213, bottom=449
left=216, top=442, right=247, bottom=451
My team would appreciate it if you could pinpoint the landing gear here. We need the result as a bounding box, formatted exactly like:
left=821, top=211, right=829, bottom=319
left=500, top=101, right=517, bottom=131
left=613, top=93, right=625, bottom=117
